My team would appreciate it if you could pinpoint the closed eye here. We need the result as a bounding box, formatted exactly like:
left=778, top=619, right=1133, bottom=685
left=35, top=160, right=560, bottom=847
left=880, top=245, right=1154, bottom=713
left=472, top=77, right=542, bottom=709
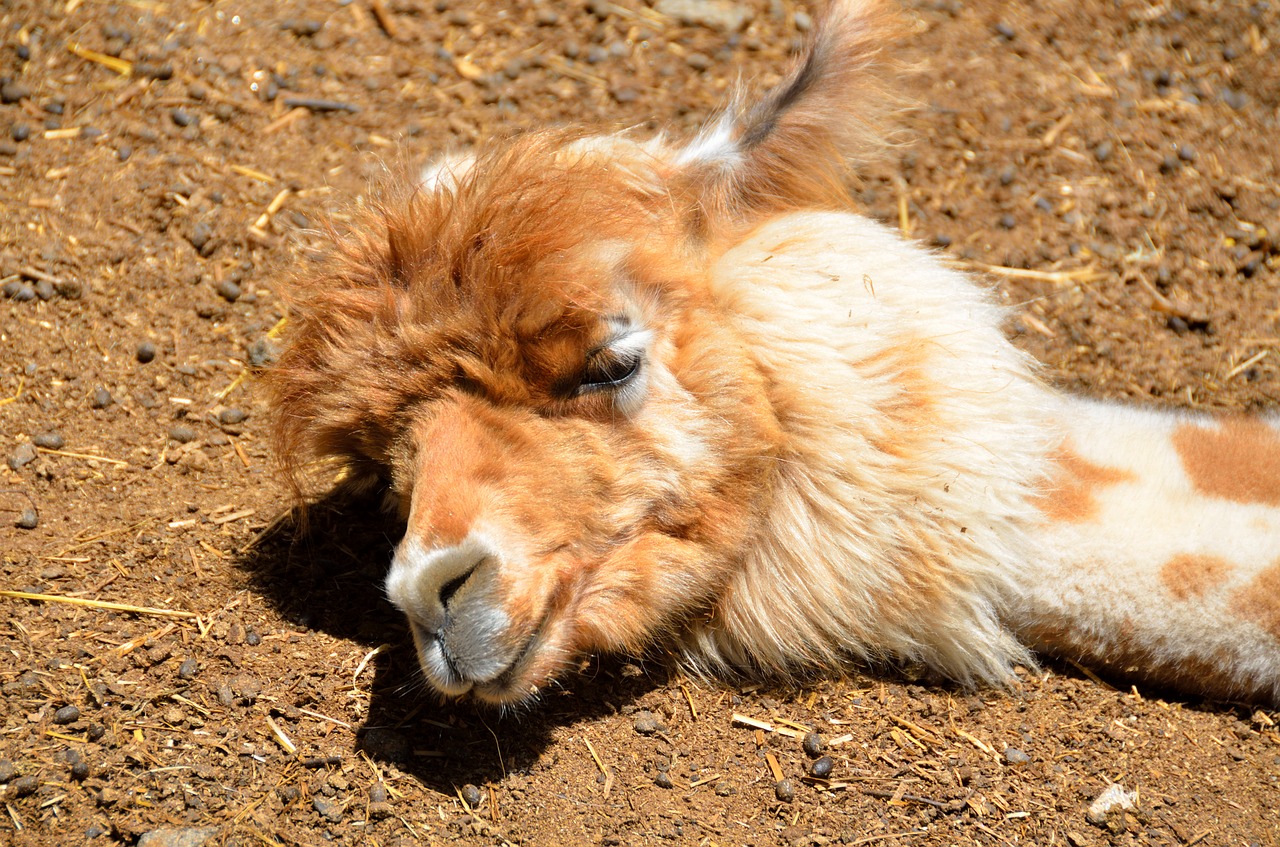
left=578, top=349, right=643, bottom=394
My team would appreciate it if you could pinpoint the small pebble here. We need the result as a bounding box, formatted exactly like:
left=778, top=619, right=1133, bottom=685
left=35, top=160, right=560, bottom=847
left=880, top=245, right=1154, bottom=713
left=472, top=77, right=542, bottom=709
left=247, top=337, right=277, bottom=367
left=169, top=425, right=198, bottom=443
left=1004, top=746, right=1031, bottom=765
left=244, top=630, right=261, bottom=647
left=368, top=783, right=389, bottom=804
left=17, top=508, right=38, bottom=529
left=90, top=387, right=114, bottom=409
left=8, top=443, right=37, bottom=470
left=12, top=124, right=30, bottom=142
left=9, top=283, right=35, bottom=302
left=1177, top=144, right=1196, bottom=162
left=999, top=213, right=1017, bottom=230
left=633, top=711, right=662, bottom=735
left=802, top=731, right=825, bottom=758
left=136, top=341, right=157, bottom=363
left=774, top=778, right=796, bottom=803
left=189, top=222, right=213, bottom=253
left=8, top=775, right=38, bottom=798
left=460, top=783, right=483, bottom=807
left=999, top=167, right=1016, bottom=186
left=810, top=755, right=834, bottom=778
left=136, top=828, right=218, bottom=847
left=178, top=658, right=198, bottom=679
left=1093, top=141, right=1113, bottom=162
left=171, top=108, right=196, bottom=127
left=0, top=760, right=14, bottom=783
left=1, top=82, right=31, bottom=104
left=70, top=758, right=90, bottom=781
left=1221, top=88, right=1248, bottom=110
left=30, top=432, right=61, bottom=450
left=117, top=145, right=132, bottom=162
left=312, top=796, right=343, bottom=823
left=53, top=705, right=81, bottom=725
left=219, top=407, right=247, bottom=425
left=215, top=279, right=240, bottom=302
left=995, top=21, right=1016, bottom=40
left=654, top=772, right=674, bottom=789
left=34, top=279, right=54, bottom=300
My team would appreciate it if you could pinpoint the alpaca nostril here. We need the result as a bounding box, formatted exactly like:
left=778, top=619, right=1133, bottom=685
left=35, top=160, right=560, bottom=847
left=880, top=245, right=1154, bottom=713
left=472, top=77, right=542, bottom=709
left=438, top=563, right=478, bottom=609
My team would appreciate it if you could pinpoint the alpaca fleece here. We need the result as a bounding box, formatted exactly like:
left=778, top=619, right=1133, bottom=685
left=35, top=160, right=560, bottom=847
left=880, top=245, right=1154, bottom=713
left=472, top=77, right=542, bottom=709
left=267, top=0, right=1280, bottom=706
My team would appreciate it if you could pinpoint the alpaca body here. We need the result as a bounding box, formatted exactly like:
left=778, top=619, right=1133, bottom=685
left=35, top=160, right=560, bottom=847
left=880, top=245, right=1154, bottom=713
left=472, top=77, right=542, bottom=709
left=268, top=0, right=1280, bottom=705
left=1020, top=401, right=1280, bottom=702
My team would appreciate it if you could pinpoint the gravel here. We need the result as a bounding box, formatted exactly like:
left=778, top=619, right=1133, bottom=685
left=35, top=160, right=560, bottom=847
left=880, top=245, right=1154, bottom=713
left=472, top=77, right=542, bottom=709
left=801, top=731, right=824, bottom=758
left=312, top=796, right=344, bottom=823
left=633, top=711, right=663, bottom=735
left=8, top=443, right=37, bottom=470
left=136, top=827, right=219, bottom=847
left=774, top=778, right=796, bottom=802
left=1004, top=746, right=1031, bottom=765
left=90, top=387, right=114, bottom=409
left=137, top=341, right=158, bottom=363
left=7, top=775, right=38, bottom=798
left=654, top=0, right=752, bottom=32
left=461, top=783, right=483, bottom=807
left=810, top=756, right=834, bottom=778
left=53, top=705, right=81, bottom=724
left=169, top=425, right=198, bottom=443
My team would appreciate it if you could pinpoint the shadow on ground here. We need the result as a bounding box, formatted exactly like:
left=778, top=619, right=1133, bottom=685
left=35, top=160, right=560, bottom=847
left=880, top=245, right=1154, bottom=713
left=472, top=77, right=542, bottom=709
left=235, top=486, right=664, bottom=794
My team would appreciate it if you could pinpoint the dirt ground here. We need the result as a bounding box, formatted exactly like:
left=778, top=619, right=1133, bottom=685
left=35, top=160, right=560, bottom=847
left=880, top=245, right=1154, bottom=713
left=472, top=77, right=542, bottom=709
left=2, top=0, right=1279, bottom=845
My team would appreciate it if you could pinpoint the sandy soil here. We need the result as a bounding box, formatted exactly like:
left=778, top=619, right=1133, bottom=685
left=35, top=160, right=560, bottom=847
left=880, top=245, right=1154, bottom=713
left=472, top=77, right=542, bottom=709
left=1, top=0, right=1278, bottom=845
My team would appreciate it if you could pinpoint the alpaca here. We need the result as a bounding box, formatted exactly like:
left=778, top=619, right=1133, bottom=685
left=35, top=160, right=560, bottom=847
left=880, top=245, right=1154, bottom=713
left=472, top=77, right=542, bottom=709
left=267, top=0, right=1280, bottom=706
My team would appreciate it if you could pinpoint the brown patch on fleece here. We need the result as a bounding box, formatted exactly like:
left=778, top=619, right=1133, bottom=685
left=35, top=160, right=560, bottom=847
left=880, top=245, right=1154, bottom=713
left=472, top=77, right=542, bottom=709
left=1231, top=562, right=1280, bottom=641
left=1173, top=417, right=1280, bottom=507
left=1160, top=553, right=1235, bottom=602
left=1036, top=444, right=1134, bottom=524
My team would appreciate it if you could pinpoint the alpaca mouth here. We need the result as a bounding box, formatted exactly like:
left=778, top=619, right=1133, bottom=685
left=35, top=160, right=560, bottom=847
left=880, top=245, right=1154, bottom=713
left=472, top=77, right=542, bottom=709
left=412, top=615, right=549, bottom=703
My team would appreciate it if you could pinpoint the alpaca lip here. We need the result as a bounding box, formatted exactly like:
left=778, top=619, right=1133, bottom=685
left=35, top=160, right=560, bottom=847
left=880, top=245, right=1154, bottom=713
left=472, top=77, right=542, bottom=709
left=472, top=622, right=545, bottom=702
left=413, top=613, right=549, bottom=701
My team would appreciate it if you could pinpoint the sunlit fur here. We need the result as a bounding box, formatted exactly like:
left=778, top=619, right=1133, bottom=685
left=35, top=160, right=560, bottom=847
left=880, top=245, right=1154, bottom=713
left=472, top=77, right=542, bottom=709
left=268, top=0, right=1280, bottom=706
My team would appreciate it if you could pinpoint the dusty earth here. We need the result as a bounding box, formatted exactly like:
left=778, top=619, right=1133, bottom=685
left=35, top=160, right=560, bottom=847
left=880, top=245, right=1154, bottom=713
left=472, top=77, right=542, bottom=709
left=2, top=0, right=1279, bottom=845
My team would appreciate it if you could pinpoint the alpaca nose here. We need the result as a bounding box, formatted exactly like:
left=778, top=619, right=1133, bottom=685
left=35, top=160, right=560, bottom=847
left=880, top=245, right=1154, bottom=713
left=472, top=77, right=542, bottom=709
left=385, top=533, right=494, bottom=631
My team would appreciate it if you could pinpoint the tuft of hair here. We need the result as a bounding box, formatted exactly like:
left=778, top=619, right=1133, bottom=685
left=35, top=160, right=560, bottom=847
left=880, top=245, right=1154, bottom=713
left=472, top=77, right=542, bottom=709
left=675, top=0, right=904, bottom=219
left=265, top=134, right=672, bottom=499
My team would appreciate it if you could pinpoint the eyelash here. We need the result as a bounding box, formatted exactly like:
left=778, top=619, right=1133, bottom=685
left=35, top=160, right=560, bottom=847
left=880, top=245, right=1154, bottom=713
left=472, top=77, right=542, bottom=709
left=577, top=348, right=643, bottom=394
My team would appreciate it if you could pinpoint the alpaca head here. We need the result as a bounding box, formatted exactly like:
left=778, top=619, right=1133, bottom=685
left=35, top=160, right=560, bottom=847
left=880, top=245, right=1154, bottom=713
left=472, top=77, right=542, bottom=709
left=268, top=0, right=899, bottom=703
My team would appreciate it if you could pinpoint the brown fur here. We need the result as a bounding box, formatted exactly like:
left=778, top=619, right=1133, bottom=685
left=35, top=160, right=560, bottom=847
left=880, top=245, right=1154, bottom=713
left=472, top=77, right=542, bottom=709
left=1160, top=553, right=1235, bottom=602
left=1232, top=562, right=1280, bottom=640
left=1172, top=417, right=1280, bottom=507
left=1036, top=444, right=1134, bottom=524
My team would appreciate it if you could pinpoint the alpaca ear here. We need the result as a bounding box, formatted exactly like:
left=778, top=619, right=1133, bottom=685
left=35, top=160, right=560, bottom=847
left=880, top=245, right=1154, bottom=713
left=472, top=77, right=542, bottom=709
left=675, top=0, right=902, bottom=217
